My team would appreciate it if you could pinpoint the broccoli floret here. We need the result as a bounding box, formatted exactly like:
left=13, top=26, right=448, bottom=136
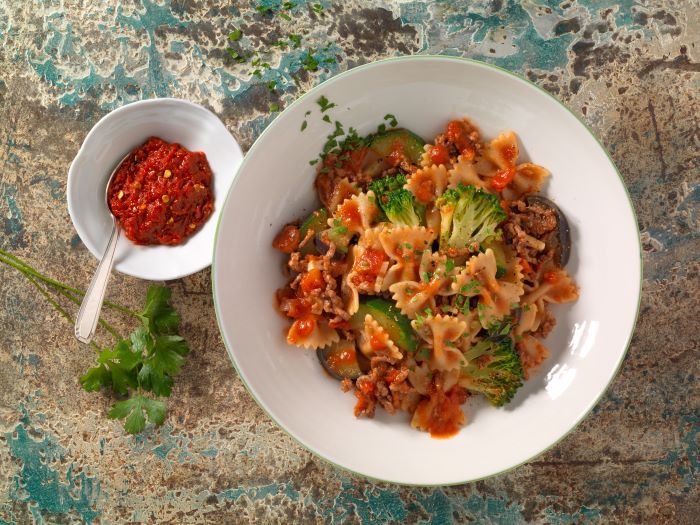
left=459, top=336, right=523, bottom=407
left=369, top=174, right=407, bottom=205
left=383, top=189, right=425, bottom=227
left=369, top=174, right=425, bottom=227
left=435, top=184, right=506, bottom=253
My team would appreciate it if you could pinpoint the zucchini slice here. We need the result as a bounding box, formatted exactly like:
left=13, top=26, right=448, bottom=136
left=299, top=208, right=328, bottom=255
left=350, top=297, right=418, bottom=353
left=368, top=128, right=426, bottom=165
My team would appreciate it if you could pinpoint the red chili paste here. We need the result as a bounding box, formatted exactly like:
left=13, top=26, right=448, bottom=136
left=108, top=137, right=214, bottom=245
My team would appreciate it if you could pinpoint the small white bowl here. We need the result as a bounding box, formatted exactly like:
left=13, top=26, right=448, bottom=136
left=213, top=56, right=641, bottom=485
left=67, top=98, right=243, bottom=280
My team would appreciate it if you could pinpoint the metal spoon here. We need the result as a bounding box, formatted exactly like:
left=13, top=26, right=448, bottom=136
left=74, top=153, right=130, bottom=344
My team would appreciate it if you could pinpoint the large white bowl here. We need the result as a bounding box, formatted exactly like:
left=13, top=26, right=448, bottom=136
left=67, top=98, right=243, bottom=280
left=212, top=56, right=641, bottom=485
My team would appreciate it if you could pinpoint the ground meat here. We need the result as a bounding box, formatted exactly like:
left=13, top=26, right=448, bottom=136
left=503, top=199, right=558, bottom=268
left=353, top=359, right=414, bottom=418
left=340, top=378, right=353, bottom=392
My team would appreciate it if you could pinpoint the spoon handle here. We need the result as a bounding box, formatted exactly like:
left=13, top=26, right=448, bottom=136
left=75, top=220, right=120, bottom=344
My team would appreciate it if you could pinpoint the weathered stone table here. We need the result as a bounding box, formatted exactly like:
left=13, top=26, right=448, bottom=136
left=1, top=1, right=697, bottom=523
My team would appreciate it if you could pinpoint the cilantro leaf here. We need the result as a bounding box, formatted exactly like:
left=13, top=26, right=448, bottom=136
left=139, top=285, right=179, bottom=334
left=317, top=95, right=336, bottom=112
left=108, top=395, right=167, bottom=434
left=137, top=335, right=189, bottom=397
left=80, top=364, right=111, bottom=392
left=80, top=340, right=141, bottom=394
left=228, top=29, right=242, bottom=42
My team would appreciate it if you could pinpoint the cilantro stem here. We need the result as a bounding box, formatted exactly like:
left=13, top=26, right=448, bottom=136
left=23, top=273, right=101, bottom=353
left=8, top=257, right=123, bottom=342
left=0, top=249, right=140, bottom=319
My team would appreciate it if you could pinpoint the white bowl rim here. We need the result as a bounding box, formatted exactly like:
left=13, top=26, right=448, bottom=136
left=211, top=55, right=643, bottom=486
left=67, top=97, right=243, bottom=280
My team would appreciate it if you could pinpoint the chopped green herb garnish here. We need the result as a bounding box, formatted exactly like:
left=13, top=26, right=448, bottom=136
left=271, top=40, right=288, bottom=49
left=312, top=3, right=323, bottom=13
left=279, top=12, right=291, bottom=20
left=317, top=95, right=336, bottom=112
left=404, top=243, right=412, bottom=249
left=523, top=304, right=530, bottom=311
left=445, top=258, right=455, bottom=273
left=266, top=80, right=276, bottom=91
left=252, top=69, right=262, bottom=78
left=384, top=113, right=398, bottom=127
left=269, top=102, right=280, bottom=112
left=309, top=159, right=318, bottom=165
left=228, top=29, right=242, bottom=42
left=322, top=114, right=331, bottom=123
left=255, top=5, right=273, bottom=14
left=421, top=271, right=432, bottom=283
left=460, top=280, right=480, bottom=294
left=283, top=1, right=296, bottom=8
left=333, top=226, right=348, bottom=234
left=301, top=120, right=308, bottom=132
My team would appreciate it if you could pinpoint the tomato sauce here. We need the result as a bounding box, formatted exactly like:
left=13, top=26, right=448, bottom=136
left=429, top=144, right=450, bottom=165
left=446, top=120, right=476, bottom=159
left=288, top=315, right=316, bottom=344
left=108, top=137, right=214, bottom=245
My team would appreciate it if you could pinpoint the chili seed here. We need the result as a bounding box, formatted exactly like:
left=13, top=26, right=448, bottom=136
left=162, top=194, right=170, bottom=203
left=117, top=190, right=124, bottom=199
left=164, top=169, right=172, bottom=178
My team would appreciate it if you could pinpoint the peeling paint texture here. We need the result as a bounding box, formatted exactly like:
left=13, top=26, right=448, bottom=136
left=0, top=1, right=698, bottom=524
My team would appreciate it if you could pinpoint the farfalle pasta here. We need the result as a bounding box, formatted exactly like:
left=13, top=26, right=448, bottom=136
left=272, top=116, right=578, bottom=437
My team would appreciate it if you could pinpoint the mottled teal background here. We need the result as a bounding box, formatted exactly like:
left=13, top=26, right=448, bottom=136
left=0, top=1, right=698, bottom=523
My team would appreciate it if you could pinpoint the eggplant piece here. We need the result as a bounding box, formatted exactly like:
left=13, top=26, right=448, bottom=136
left=525, top=195, right=571, bottom=267
left=317, top=340, right=367, bottom=380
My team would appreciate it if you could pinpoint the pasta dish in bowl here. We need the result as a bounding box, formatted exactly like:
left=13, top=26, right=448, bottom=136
left=212, top=56, right=640, bottom=484
left=272, top=118, right=578, bottom=438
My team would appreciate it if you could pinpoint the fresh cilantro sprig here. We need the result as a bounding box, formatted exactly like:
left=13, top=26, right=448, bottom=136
left=0, top=248, right=190, bottom=435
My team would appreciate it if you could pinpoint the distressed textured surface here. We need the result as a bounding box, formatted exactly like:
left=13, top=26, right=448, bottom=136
left=0, top=0, right=698, bottom=523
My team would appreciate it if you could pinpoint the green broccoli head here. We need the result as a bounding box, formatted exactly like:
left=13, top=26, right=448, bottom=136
left=436, top=184, right=506, bottom=254
left=369, top=175, right=425, bottom=227
left=383, top=188, right=425, bottom=227
left=369, top=174, right=407, bottom=204
left=459, top=336, right=523, bottom=407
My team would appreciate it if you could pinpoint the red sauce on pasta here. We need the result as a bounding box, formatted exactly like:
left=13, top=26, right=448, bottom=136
left=288, top=315, right=316, bottom=343
left=415, top=177, right=436, bottom=204
left=446, top=120, right=476, bottom=159
left=491, top=166, right=516, bottom=191
left=108, top=137, right=214, bottom=245
left=429, top=144, right=450, bottom=165
left=339, top=202, right=362, bottom=229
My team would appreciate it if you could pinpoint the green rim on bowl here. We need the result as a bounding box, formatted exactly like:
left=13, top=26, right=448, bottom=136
left=211, top=55, right=642, bottom=486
